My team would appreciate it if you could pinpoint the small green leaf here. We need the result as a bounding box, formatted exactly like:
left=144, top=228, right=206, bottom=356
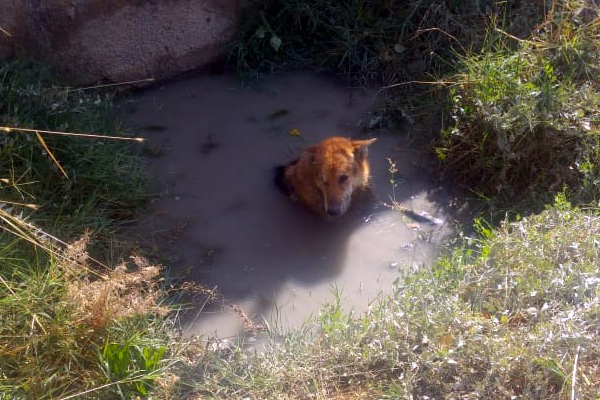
left=394, top=43, right=405, bottom=53
left=254, top=25, right=266, bottom=39
left=269, top=35, right=282, bottom=52
left=136, top=382, right=148, bottom=396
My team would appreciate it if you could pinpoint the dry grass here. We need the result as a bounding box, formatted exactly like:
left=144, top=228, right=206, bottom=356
left=0, top=226, right=178, bottom=399
left=66, top=258, right=167, bottom=333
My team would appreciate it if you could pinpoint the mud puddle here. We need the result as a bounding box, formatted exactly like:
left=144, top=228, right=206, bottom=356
left=125, top=72, right=456, bottom=341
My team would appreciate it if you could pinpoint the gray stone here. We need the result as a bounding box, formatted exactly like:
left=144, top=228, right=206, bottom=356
left=0, top=0, right=241, bottom=84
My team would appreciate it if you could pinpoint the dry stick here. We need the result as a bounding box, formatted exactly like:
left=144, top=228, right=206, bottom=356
left=0, top=222, right=64, bottom=263
left=66, top=77, right=155, bottom=93
left=1, top=126, right=145, bottom=142
left=376, top=79, right=456, bottom=98
left=0, top=25, right=11, bottom=37
left=572, top=345, right=580, bottom=400
left=0, top=210, right=110, bottom=278
left=0, top=200, right=38, bottom=209
left=494, top=27, right=527, bottom=43
left=56, top=377, right=144, bottom=400
left=0, top=215, right=67, bottom=264
left=0, top=273, right=16, bottom=295
left=379, top=79, right=456, bottom=91
left=414, top=27, right=468, bottom=54
left=35, top=130, right=69, bottom=178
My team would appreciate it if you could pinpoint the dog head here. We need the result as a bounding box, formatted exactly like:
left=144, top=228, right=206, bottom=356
left=305, top=136, right=377, bottom=218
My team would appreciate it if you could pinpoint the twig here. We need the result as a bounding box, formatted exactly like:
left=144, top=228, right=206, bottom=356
left=0, top=209, right=109, bottom=277
left=66, top=78, right=155, bottom=93
left=494, top=27, right=527, bottom=43
left=35, top=130, right=69, bottom=178
left=414, top=27, right=467, bottom=54
left=0, top=200, right=38, bottom=209
left=56, top=376, right=146, bottom=400
left=377, top=79, right=456, bottom=94
left=1, top=126, right=145, bottom=142
left=0, top=273, right=15, bottom=295
left=571, top=345, right=580, bottom=400
left=0, top=25, right=11, bottom=37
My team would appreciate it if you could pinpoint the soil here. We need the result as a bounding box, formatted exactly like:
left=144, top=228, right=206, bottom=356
left=124, top=71, right=457, bottom=343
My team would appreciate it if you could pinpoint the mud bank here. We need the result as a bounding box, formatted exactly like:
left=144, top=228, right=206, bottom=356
left=125, top=72, right=456, bottom=341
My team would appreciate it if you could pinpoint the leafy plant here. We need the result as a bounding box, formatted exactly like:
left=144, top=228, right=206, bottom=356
left=232, top=0, right=505, bottom=84
left=437, top=1, right=600, bottom=206
left=101, top=339, right=167, bottom=396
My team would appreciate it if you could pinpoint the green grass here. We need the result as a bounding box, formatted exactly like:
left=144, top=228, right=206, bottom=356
left=186, top=196, right=600, bottom=399
left=232, top=0, right=549, bottom=129
left=437, top=0, right=600, bottom=208
left=0, top=59, right=184, bottom=399
left=3, top=1, right=600, bottom=398
left=0, top=59, right=145, bottom=241
left=0, top=232, right=182, bottom=399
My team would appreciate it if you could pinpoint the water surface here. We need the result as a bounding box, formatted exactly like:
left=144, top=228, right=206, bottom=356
left=125, top=72, right=454, bottom=340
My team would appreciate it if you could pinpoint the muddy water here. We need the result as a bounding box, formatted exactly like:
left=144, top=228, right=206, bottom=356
left=125, top=72, right=454, bottom=340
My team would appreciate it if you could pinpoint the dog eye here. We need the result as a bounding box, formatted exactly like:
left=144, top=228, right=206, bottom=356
left=339, top=174, right=348, bottom=184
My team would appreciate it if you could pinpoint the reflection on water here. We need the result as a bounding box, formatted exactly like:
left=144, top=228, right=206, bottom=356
left=125, top=72, right=454, bottom=340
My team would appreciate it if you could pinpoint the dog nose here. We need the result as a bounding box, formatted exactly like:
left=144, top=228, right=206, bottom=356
left=326, top=204, right=342, bottom=217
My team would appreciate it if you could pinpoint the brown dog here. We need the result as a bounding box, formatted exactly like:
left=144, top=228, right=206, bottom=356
left=276, top=136, right=377, bottom=219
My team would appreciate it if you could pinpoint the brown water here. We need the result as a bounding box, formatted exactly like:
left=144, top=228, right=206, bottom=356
left=125, top=72, right=454, bottom=341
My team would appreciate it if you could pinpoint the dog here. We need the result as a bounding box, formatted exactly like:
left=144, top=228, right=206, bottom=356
left=275, top=136, right=377, bottom=219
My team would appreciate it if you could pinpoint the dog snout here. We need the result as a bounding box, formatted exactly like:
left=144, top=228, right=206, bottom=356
left=326, top=203, right=343, bottom=217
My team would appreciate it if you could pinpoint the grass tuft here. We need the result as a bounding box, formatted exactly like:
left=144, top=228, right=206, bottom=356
left=232, top=0, right=550, bottom=130
left=437, top=0, right=600, bottom=206
left=0, top=59, right=183, bottom=399
left=0, top=59, right=145, bottom=241
left=233, top=0, right=492, bottom=85
left=0, top=231, right=178, bottom=399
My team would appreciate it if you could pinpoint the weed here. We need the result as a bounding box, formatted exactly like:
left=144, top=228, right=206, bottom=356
left=100, top=337, right=168, bottom=396
left=437, top=0, right=600, bottom=207
left=0, top=59, right=145, bottom=242
left=186, top=198, right=600, bottom=399
left=0, top=231, right=179, bottom=399
left=0, top=59, right=180, bottom=399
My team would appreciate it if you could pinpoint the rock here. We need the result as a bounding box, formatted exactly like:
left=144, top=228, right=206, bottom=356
left=0, top=1, right=27, bottom=58
left=0, top=0, right=241, bottom=85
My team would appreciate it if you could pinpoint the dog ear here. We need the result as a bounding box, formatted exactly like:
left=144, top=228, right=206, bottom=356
left=352, top=138, right=377, bottom=161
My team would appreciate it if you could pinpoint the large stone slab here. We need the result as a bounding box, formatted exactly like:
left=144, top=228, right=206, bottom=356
left=0, top=0, right=241, bottom=84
